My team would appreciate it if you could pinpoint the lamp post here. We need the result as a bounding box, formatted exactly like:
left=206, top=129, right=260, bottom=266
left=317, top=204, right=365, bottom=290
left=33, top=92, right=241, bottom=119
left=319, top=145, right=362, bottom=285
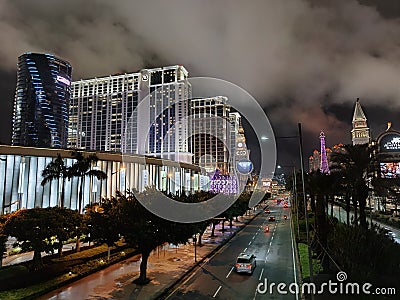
left=168, top=172, right=173, bottom=195
left=193, top=234, right=197, bottom=262
left=298, top=123, right=314, bottom=293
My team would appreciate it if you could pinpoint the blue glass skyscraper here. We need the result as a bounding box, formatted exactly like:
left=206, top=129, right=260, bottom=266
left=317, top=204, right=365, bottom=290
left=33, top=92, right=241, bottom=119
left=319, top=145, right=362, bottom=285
left=12, top=53, right=72, bottom=148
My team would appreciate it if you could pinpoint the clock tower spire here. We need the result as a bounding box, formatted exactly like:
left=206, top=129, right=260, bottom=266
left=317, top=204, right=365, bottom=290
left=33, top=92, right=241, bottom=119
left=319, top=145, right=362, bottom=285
left=351, top=98, right=370, bottom=145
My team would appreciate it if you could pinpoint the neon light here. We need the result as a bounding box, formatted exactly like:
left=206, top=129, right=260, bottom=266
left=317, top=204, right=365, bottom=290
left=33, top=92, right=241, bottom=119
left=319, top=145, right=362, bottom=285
left=384, top=137, right=400, bottom=150
left=209, top=173, right=238, bottom=194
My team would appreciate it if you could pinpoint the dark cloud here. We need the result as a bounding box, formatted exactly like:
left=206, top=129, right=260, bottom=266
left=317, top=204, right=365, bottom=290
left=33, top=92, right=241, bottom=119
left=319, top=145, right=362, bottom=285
left=0, top=0, right=399, bottom=165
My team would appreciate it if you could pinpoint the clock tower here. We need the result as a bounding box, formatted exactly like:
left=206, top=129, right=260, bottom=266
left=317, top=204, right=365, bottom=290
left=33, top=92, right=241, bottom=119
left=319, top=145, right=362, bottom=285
left=351, top=98, right=370, bottom=145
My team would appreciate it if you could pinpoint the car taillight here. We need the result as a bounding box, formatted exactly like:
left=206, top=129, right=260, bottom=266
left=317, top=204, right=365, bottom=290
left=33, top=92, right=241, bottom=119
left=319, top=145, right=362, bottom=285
left=246, top=264, right=251, bottom=268
left=235, top=263, right=240, bottom=268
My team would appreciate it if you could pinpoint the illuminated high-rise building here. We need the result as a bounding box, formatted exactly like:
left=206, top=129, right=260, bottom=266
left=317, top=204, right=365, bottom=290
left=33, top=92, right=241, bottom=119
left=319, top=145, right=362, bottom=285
left=12, top=53, right=72, bottom=148
left=69, top=65, right=192, bottom=163
left=68, top=73, right=140, bottom=153
left=190, top=96, right=231, bottom=173
left=137, top=66, right=192, bottom=163
left=351, top=98, right=370, bottom=145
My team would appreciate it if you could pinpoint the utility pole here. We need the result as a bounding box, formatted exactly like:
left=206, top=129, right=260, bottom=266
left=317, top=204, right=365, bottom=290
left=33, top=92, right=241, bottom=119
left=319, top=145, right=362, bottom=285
left=298, top=123, right=314, bottom=295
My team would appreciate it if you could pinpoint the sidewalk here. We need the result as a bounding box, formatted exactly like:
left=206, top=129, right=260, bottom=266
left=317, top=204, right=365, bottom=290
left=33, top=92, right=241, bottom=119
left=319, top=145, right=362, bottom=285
left=39, top=208, right=263, bottom=300
left=2, top=241, right=90, bottom=266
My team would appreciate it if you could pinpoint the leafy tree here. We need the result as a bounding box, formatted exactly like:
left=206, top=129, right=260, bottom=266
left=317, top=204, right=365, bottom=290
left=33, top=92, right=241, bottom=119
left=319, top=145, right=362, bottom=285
left=329, top=222, right=400, bottom=288
left=84, top=199, right=121, bottom=261
left=181, top=191, right=216, bottom=246
left=222, top=192, right=251, bottom=228
left=111, top=190, right=202, bottom=284
left=41, top=154, right=72, bottom=208
left=51, top=207, right=82, bottom=257
left=0, top=228, right=7, bottom=268
left=0, top=215, right=8, bottom=268
left=3, top=208, right=59, bottom=270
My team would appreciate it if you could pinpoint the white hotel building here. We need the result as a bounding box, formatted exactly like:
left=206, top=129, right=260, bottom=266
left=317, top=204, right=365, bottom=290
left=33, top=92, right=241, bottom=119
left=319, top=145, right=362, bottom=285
left=68, top=65, right=192, bottom=163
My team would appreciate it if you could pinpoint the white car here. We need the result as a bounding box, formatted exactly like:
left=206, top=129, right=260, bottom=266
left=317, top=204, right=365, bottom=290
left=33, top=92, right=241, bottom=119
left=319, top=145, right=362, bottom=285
left=235, top=253, right=256, bottom=274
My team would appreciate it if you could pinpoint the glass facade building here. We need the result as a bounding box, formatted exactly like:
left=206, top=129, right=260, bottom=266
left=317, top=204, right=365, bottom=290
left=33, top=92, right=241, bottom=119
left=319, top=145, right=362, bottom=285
left=12, top=53, right=72, bottom=148
left=140, top=66, right=192, bottom=163
left=190, top=96, right=231, bottom=174
left=69, top=65, right=193, bottom=163
left=68, top=73, right=140, bottom=153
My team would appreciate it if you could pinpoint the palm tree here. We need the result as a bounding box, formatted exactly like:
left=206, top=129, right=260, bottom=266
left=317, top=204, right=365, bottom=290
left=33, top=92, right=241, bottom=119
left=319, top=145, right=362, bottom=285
left=70, top=151, right=107, bottom=252
left=41, top=154, right=72, bottom=208
left=307, top=170, right=331, bottom=271
left=330, top=144, right=377, bottom=229
left=70, top=151, right=107, bottom=214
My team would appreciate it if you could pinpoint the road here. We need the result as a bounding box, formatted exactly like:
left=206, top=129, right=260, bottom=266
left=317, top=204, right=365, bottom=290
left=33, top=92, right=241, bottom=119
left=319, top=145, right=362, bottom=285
left=331, top=205, right=400, bottom=243
left=164, top=202, right=300, bottom=300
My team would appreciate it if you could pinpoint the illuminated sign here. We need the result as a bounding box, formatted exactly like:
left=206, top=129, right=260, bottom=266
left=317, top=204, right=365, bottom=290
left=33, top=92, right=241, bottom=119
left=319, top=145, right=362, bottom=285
left=237, top=159, right=253, bottom=174
left=236, top=150, right=248, bottom=156
left=384, top=138, right=400, bottom=150
left=380, top=162, right=400, bottom=178
left=262, top=181, right=271, bottom=187
left=56, top=75, right=71, bottom=86
left=380, top=133, right=400, bottom=152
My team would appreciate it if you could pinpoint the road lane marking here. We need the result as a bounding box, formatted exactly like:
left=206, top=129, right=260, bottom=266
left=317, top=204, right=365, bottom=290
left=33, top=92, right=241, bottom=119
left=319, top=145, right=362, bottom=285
left=259, top=268, right=264, bottom=281
left=167, top=211, right=266, bottom=299
left=248, top=241, right=252, bottom=245
left=253, top=287, right=258, bottom=300
left=252, top=236, right=255, bottom=239
left=226, top=267, right=234, bottom=278
left=213, top=285, right=222, bottom=298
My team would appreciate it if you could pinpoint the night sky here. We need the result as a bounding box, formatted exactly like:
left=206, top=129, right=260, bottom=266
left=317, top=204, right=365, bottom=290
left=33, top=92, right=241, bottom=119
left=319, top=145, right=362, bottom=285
left=0, top=0, right=399, bottom=173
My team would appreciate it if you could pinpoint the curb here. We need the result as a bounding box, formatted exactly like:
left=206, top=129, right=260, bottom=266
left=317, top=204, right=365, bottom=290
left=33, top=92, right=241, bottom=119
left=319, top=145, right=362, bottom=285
left=155, top=207, right=265, bottom=300
left=291, top=212, right=305, bottom=300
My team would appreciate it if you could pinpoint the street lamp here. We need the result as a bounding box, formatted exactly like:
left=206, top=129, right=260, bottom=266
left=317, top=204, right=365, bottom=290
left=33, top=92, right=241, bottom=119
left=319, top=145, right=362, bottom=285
left=192, top=234, right=197, bottom=262
left=168, top=172, right=173, bottom=195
